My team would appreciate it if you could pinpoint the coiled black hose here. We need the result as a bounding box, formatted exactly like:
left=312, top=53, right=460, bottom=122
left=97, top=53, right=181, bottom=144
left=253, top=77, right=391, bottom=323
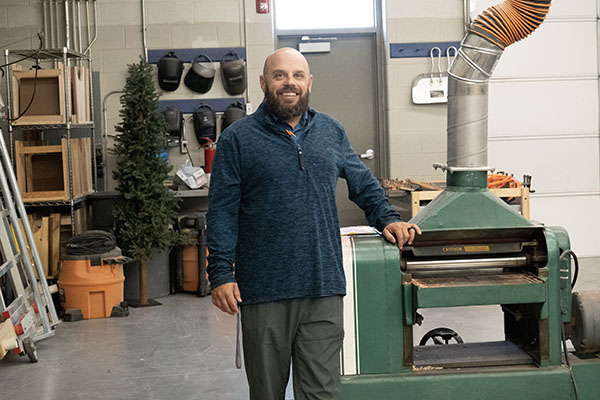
left=65, top=230, right=117, bottom=255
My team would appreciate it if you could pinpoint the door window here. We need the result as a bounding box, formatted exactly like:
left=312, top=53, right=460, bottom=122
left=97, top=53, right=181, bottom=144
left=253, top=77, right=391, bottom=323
left=274, top=0, right=375, bottom=30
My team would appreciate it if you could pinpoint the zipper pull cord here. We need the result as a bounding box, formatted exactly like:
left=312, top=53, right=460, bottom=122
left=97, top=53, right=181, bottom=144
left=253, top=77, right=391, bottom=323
left=285, top=129, right=304, bottom=170
left=297, top=144, right=304, bottom=170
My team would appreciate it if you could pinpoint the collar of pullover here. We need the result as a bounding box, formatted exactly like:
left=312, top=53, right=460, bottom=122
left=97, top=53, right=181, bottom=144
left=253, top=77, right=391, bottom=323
left=255, top=103, right=317, bottom=138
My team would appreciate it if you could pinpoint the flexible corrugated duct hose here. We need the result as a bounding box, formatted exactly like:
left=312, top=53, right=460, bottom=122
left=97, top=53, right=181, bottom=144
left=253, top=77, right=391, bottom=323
left=444, top=0, right=551, bottom=172
left=471, top=0, right=552, bottom=49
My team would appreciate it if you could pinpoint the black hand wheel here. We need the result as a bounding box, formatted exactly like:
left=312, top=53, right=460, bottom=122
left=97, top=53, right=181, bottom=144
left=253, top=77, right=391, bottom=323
left=419, top=327, right=464, bottom=346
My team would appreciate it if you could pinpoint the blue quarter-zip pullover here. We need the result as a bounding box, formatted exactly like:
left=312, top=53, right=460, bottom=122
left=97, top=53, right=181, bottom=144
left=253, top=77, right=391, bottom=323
left=206, top=104, right=401, bottom=305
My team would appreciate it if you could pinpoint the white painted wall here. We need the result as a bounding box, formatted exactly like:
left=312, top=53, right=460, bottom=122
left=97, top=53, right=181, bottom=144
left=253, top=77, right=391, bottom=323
left=476, top=0, right=600, bottom=257
left=384, top=0, right=464, bottom=183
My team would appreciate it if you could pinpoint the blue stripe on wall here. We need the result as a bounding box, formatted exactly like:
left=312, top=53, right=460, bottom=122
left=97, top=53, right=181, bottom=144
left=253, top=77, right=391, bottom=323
left=158, top=98, right=245, bottom=114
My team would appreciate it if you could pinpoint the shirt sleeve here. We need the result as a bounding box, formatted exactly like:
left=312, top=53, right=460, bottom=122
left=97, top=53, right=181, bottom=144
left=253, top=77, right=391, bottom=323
left=206, top=132, right=241, bottom=289
left=339, top=131, right=402, bottom=231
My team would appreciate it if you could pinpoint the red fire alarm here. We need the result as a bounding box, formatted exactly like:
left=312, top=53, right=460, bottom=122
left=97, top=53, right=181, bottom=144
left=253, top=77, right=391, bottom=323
left=256, top=0, right=269, bottom=14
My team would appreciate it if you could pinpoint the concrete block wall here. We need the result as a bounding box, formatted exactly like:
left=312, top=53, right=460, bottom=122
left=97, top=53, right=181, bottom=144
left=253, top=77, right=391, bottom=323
left=0, top=0, right=273, bottom=191
left=93, top=0, right=274, bottom=190
left=0, top=0, right=46, bottom=152
left=0, top=0, right=42, bottom=47
left=384, top=0, right=464, bottom=182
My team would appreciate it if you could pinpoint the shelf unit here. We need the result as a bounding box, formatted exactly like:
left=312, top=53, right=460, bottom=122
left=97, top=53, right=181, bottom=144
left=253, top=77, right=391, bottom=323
left=3, top=47, right=97, bottom=233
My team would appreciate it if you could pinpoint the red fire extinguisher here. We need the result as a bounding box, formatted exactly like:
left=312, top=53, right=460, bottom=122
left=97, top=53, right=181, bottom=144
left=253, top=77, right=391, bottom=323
left=256, top=0, right=269, bottom=14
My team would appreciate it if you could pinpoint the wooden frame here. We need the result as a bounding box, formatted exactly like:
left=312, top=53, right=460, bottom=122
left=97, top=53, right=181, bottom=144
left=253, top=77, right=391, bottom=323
left=15, top=138, right=93, bottom=202
left=11, top=65, right=90, bottom=126
left=11, top=66, right=67, bottom=125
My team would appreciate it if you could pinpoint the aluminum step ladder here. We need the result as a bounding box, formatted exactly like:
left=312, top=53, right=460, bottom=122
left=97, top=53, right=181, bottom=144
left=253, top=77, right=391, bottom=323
left=0, top=128, right=59, bottom=362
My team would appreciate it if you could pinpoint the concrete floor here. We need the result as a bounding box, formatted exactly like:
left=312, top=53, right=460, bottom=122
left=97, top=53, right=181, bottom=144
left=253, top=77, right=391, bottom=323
left=1, top=257, right=598, bottom=400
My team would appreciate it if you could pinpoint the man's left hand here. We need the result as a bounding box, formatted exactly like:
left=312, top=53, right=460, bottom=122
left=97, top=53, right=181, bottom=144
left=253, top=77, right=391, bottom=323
left=382, top=221, right=422, bottom=249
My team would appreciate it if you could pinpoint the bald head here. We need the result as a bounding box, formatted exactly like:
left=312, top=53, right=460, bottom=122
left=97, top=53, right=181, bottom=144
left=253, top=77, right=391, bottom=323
left=263, top=47, right=310, bottom=76
left=260, top=47, right=313, bottom=127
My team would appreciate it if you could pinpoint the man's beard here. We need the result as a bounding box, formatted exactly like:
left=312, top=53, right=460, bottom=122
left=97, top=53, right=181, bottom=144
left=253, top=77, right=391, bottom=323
left=263, top=83, right=310, bottom=121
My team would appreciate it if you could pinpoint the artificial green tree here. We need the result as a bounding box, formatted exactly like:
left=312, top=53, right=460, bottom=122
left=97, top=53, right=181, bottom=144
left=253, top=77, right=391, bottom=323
left=112, top=58, right=180, bottom=306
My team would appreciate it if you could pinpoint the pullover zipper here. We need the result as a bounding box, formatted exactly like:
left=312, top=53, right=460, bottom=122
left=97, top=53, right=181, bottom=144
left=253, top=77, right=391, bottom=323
left=286, top=129, right=305, bottom=170
left=297, top=144, right=304, bottom=170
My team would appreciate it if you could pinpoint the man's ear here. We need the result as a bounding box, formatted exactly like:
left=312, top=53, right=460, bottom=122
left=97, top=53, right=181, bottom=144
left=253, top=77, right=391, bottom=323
left=308, top=75, right=313, bottom=94
left=259, top=75, right=266, bottom=93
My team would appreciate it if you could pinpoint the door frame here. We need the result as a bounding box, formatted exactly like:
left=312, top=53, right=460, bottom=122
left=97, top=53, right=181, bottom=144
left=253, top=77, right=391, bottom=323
left=273, top=0, right=389, bottom=178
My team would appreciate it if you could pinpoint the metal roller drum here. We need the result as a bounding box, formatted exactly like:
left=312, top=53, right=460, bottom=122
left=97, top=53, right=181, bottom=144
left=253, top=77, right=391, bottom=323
left=403, top=256, right=528, bottom=272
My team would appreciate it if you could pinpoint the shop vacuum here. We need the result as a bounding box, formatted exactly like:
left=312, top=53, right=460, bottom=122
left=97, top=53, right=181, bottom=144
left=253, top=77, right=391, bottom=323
left=58, top=231, right=130, bottom=321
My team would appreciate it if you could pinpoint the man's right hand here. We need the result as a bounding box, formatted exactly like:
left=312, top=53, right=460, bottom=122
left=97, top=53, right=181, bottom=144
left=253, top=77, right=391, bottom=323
left=211, top=282, right=242, bottom=315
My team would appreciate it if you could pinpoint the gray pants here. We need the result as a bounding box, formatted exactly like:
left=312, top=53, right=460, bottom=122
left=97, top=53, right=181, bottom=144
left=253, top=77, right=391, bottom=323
left=240, top=296, right=344, bottom=400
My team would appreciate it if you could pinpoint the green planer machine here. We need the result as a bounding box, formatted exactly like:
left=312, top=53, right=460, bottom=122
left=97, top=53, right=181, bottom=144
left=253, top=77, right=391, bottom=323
left=340, top=217, right=600, bottom=399
left=340, top=1, right=600, bottom=398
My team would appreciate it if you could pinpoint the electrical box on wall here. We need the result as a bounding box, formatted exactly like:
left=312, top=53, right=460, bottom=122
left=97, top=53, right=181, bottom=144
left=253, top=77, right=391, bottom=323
left=256, top=0, right=269, bottom=14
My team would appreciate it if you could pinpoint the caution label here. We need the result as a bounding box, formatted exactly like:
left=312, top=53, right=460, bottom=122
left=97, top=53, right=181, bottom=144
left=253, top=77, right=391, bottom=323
left=464, top=245, right=490, bottom=252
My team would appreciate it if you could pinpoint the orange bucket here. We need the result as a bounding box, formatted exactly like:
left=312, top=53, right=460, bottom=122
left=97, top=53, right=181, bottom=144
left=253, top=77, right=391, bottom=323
left=58, top=250, right=125, bottom=319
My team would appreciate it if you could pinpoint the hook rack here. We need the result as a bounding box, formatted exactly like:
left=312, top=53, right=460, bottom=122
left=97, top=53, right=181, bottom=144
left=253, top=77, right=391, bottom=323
left=390, top=42, right=461, bottom=59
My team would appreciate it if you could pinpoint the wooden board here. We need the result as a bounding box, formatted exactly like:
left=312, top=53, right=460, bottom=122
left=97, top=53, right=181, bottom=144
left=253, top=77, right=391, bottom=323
left=49, top=213, right=61, bottom=278
left=0, top=319, right=18, bottom=360
left=71, top=66, right=87, bottom=124
left=60, top=205, right=91, bottom=236
left=35, top=216, right=49, bottom=278
left=83, top=137, right=93, bottom=194
left=84, top=66, right=91, bottom=122
left=405, top=178, right=440, bottom=191
left=18, top=145, right=62, bottom=154
left=20, top=215, right=48, bottom=279
left=14, top=141, right=26, bottom=194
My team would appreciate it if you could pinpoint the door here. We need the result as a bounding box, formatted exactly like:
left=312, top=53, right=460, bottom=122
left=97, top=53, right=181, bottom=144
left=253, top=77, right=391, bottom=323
left=277, top=34, right=380, bottom=227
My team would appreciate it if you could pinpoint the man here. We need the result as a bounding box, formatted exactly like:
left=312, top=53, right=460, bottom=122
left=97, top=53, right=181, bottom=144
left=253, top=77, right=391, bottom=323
left=207, top=47, right=420, bottom=400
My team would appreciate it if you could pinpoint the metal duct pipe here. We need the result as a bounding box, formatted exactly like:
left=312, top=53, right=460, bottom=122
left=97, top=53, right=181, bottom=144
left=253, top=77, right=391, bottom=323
left=86, top=0, right=91, bottom=46
left=83, top=1, right=98, bottom=54
left=49, top=0, right=55, bottom=48
left=102, top=90, right=125, bottom=183
left=446, top=0, right=551, bottom=173
left=42, top=1, right=48, bottom=47
left=141, top=0, right=148, bottom=62
left=72, top=0, right=77, bottom=52
left=77, top=0, right=83, bottom=53
left=64, top=0, right=71, bottom=49
left=447, top=35, right=502, bottom=169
